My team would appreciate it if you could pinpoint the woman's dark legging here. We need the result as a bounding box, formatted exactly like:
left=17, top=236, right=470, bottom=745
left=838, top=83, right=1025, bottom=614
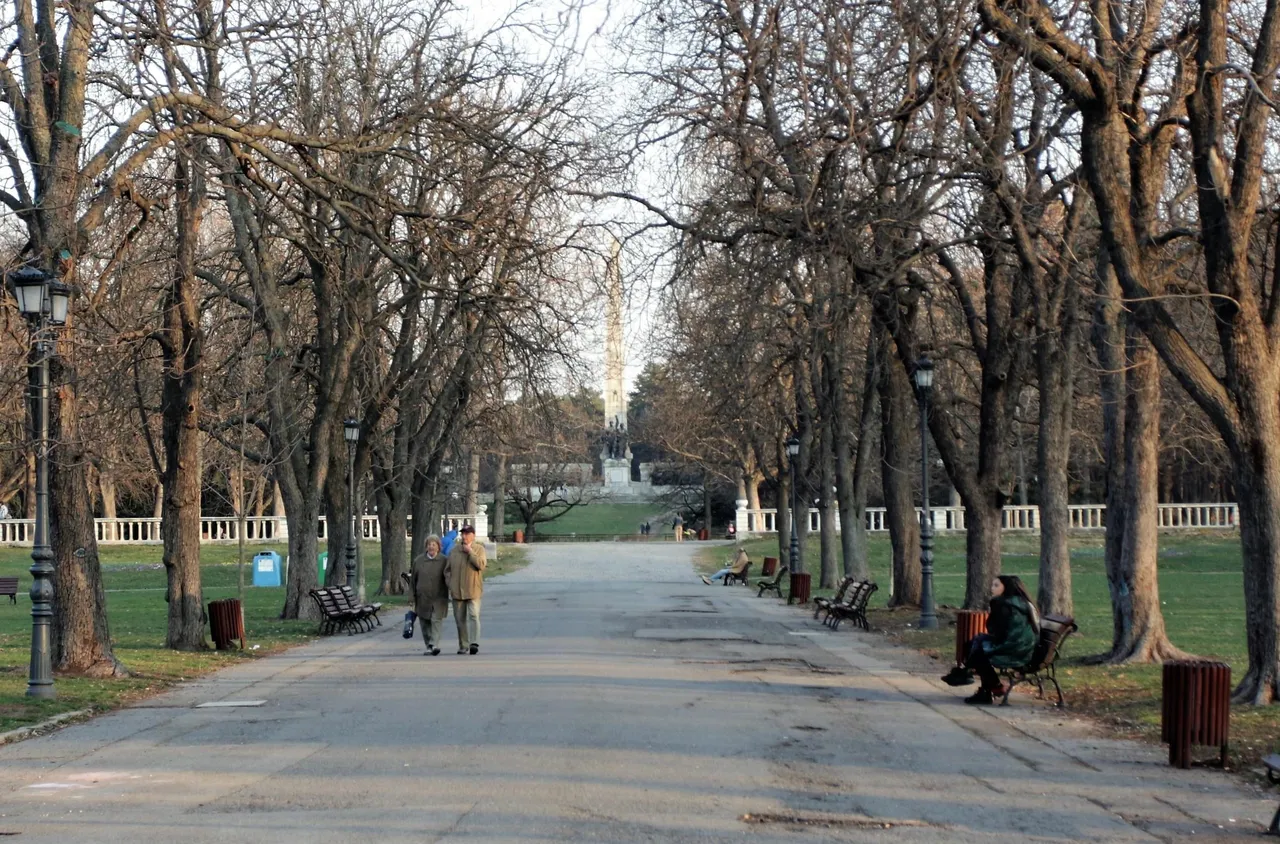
left=965, top=635, right=1001, bottom=691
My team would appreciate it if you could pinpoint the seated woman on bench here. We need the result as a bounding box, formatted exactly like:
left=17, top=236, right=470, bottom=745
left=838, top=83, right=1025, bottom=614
left=942, top=575, right=1039, bottom=705
left=701, top=547, right=750, bottom=585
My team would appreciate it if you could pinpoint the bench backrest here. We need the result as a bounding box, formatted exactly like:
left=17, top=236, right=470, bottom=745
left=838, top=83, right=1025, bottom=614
left=830, top=577, right=855, bottom=602
left=854, top=582, right=878, bottom=609
left=841, top=580, right=872, bottom=608
left=769, top=565, right=789, bottom=586
left=1028, top=614, right=1077, bottom=670
left=311, top=588, right=349, bottom=616
left=0, top=576, right=18, bottom=592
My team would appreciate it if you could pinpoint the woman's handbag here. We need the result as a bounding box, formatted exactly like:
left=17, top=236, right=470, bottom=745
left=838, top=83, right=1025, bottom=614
left=402, top=610, right=416, bottom=639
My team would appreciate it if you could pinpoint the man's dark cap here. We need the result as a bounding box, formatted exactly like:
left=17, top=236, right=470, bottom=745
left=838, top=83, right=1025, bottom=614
left=460, top=524, right=476, bottom=534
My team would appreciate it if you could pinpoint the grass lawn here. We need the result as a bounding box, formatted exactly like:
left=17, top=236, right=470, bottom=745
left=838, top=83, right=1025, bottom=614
left=700, top=531, right=1274, bottom=770
left=514, top=502, right=665, bottom=537
left=0, top=539, right=529, bottom=733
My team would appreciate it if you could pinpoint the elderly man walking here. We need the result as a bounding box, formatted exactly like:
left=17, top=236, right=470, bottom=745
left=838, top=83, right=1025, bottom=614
left=446, top=524, right=486, bottom=655
left=409, top=534, right=448, bottom=656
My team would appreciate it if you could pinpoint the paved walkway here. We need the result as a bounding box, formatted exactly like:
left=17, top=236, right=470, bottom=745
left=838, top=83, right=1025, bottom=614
left=0, top=542, right=1269, bottom=842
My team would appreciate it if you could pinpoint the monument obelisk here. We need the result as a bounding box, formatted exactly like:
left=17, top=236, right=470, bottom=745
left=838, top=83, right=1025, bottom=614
left=601, top=242, right=631, bottom=489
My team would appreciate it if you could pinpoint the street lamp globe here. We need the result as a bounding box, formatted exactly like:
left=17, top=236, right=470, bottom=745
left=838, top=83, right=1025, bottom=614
left=785, top=436, right=800, bottom=458
left=9, top=266, right=48, bottom=318
left=343, top=418, right=360, bottom=446
left=47, top=281, right=70, bottom=326
left=914, top=358, right=934, bottom=391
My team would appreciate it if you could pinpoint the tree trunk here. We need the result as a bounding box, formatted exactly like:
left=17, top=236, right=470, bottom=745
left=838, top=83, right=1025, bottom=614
left=324, top=448, right=352, bottom=587
left=50, top=356, right=125, bottom=677
left=835, top=343, right=877, bottom=580
left=1231, top=429, right=1280, bottom=702
left=465, top=450, right=480, bottom=514
left=776, top=443, right=793, bottom=571
left=1104, top=332, right=1186, bottom=662
left=279, top=485, right=322, bottom=621
left=963, top=500, right=1003, bottom=610
left=1036, top=303, right=1075, bottom=616
left=818, top=416, right=838, bottom=588
left=160, top=149, right=207, bottom=652
left=377, top=490, right=409, bottom=596
left=493, top=454, right=507, bottom=541
left=703, top=469, right=713, bottom=532
left=880, top=338, right=920, bottom=606
left=1093, top=254, right=1130, bottom=655
left=153, top=479, right=164, bottom=519
left=98, top=459, right=117, bottom=521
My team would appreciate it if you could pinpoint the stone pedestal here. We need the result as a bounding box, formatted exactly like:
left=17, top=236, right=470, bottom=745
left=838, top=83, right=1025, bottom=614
left=602, top=456, right=632, bottom=490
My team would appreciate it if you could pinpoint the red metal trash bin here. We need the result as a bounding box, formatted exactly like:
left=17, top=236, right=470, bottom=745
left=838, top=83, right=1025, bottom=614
left=1162, top=660, right=1230, bottom=768
left=209, top=598, right=245, bottom=651
left=788, top=571, right=811, bottom=605
left=955, top=610, right=989, bottom=666
left=761, top=556, right=779, bottom=577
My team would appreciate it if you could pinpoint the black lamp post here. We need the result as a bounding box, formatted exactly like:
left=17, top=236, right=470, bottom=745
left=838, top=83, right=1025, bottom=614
left=10, top=266, right=70, bottom=698
left=914, top=358, right=938, bottom=630
left=785, top=436, right=801, bottom=574
left=343, top=418, right=359, bottom=589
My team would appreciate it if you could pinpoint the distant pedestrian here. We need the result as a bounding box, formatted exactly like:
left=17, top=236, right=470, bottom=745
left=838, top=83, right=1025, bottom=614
left=441, top=527, right=459, bottom=555
left=673, top=514, right=683, bottom=542
left=0, top=502, right=10, bottom=520
left=409, top=534, right=448, bottom=656
left=445, top=524, right=486, bottom=654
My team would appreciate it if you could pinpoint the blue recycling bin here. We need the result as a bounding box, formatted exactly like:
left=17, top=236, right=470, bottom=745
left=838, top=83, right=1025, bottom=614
left=252, top=551, right=282, bottom=587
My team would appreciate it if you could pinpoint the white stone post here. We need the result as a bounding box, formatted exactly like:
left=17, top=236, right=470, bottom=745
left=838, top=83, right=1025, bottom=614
left=474, top=504, right=489, bottom=543
left=735, top=499, right=749, bottom=536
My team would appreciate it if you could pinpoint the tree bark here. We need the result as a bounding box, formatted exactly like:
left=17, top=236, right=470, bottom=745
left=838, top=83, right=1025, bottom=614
left=879, top=332, right=921, bottom=606
left=160, top=148, right=207, bottom=651
left=493, top=454, right=507, bottom=541
left=1104, top=331, right=1187, bottom=662
left=1035, top=286, right=1076, bottom=616
left=51, top=356, right=125, bottom=677
left=775, top=437, right=793, bottom=569
left=835, top=342, right=877, bottom=580
left=817, top=415, right=838, bottom=588
left=465, top=450, right=480, bottom=514
left=323, top=451, right=352, bottom=588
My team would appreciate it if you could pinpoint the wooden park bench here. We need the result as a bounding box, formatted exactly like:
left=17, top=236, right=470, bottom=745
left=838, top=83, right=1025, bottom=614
left=827, top=581, right=878, bottom=631
left=756, top=565, right=789, bottom=598
left=338, top=585, right=383, bottom=627
left=0, top=576, right=18, bottom=604
left=996, top=613, right=1079, bottom=707
left=723, top=561, right=752, bottom=586
left=308, top=587, right=372, bottom=635
left=812, top=577, right=856, bottom=623
left=1263, top=754, right=1280, bottom=834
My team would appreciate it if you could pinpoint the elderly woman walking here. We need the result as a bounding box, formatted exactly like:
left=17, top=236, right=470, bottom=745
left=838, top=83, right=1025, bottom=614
left=409, top=534, right=449, bottom=656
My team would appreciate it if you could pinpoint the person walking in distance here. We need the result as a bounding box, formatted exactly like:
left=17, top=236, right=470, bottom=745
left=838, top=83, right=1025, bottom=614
left=446, top=523, right=486, bottom=654
left=409, top=534, right=448, bottom=656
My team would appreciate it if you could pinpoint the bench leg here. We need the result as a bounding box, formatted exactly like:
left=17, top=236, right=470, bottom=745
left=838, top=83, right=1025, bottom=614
left=1270, top=801, right=1280, bottom=835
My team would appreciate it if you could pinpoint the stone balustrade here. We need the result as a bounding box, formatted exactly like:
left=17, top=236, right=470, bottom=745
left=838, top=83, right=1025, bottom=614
left=733, top=501, right=1238, bottom=536
left=0, top=504, right=490, bottom=547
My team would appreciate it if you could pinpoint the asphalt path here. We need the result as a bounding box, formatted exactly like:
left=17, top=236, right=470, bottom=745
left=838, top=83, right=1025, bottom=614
left=0, top=541, right=1269, bottom=842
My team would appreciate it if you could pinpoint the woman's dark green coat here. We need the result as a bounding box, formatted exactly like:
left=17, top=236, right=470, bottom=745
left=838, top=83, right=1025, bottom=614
left=985, top=595, right=1038, bottom=668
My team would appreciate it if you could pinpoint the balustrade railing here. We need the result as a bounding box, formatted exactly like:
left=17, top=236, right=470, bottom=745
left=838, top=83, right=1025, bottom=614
left=733, top=501, right=1238, bottom=536
left=0, top=505, right=490, bottom=546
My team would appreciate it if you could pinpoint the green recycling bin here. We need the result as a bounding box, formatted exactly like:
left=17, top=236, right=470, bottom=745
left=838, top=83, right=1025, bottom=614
left=318, top=551, right=328, bottom=582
